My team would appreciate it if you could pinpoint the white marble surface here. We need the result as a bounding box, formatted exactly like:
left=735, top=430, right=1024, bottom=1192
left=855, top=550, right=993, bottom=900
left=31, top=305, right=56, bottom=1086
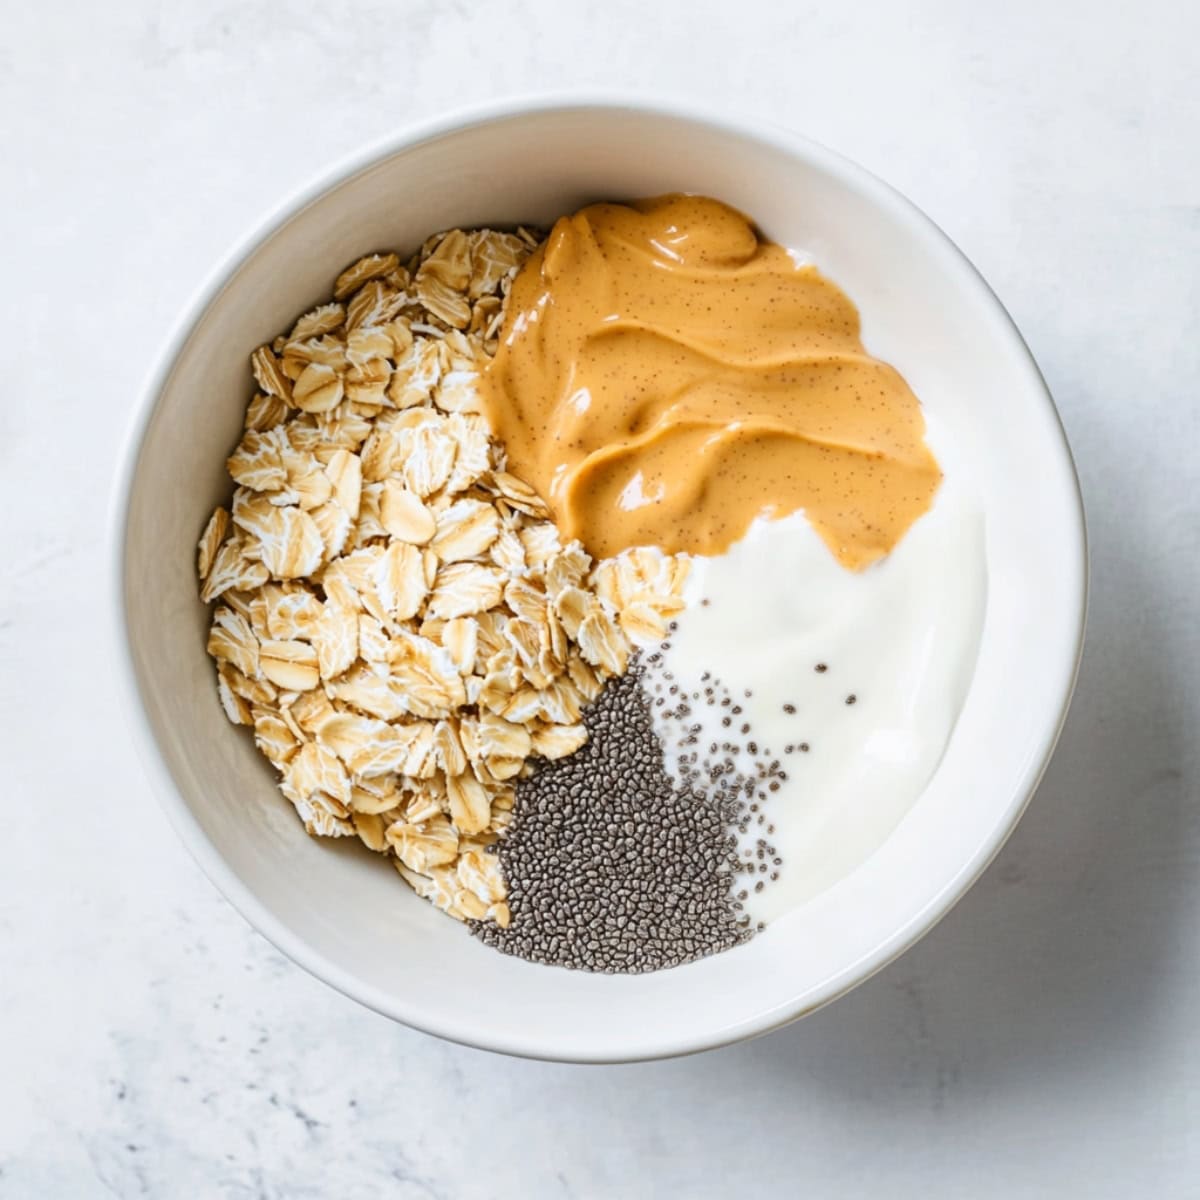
left=3, top=0, right=1198, bottom=1195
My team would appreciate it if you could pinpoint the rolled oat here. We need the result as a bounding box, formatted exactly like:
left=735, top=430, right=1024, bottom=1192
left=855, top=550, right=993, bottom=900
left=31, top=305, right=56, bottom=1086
left=197, top=230, right=689, bottom=924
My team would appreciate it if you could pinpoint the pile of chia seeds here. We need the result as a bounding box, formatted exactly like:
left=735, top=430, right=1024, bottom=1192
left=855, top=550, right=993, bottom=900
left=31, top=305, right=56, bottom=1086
left=472, top=656, right=752, bottom=973
left=471, top=613, right=855, bottom=972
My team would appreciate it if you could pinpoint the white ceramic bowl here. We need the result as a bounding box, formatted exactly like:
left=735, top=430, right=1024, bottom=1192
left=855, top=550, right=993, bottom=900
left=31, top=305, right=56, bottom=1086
left=112, top=98, right=1087, bottom=1062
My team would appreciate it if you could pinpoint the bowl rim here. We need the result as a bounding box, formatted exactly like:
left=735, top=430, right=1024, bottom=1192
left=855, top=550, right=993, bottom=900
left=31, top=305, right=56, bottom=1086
left=109, top=92, right=1089, bottom=1063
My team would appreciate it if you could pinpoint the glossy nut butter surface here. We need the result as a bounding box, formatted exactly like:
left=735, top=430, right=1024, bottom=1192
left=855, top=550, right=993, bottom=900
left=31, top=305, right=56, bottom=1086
left=482, top=194, right=941, bottom=568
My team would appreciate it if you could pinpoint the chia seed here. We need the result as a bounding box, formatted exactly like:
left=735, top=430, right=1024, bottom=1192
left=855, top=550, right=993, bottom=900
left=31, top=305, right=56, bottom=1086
left=472, top=658, right=749, bottom=973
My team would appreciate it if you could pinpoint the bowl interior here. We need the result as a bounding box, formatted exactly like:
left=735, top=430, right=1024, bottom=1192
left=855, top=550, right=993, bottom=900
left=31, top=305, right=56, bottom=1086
left=119, top=105, right=1085, bottom=1061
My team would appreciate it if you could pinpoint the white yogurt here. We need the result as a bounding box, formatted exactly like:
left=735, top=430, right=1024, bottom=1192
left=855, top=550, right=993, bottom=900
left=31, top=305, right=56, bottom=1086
left=649, top=446, right=986, bottom=923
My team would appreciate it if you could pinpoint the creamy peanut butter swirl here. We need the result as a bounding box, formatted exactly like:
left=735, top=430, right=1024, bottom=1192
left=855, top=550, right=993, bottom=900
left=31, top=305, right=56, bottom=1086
left=482, top=194, right=941, bottom=569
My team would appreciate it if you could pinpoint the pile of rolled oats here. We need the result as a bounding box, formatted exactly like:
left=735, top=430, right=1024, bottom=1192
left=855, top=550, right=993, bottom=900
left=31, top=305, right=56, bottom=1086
left=197, top=230, right=689, bottom=926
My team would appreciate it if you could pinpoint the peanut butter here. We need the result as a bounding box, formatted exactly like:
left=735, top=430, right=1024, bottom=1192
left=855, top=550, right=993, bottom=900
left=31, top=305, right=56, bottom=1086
left=481, top=194, right=941, bottom=569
